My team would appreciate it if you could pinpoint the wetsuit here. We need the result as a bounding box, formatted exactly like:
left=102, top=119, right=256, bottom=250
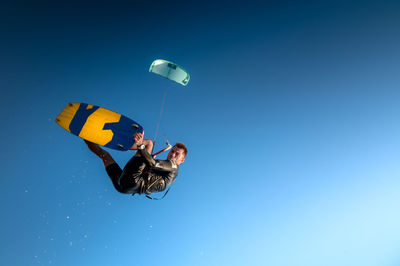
left=105, top=145, right=179, bottom=195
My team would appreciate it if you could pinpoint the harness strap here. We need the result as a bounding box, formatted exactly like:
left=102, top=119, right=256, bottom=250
left=145, top=188, right=171, bottom=200
left=143, top=174, right=171, bottom=200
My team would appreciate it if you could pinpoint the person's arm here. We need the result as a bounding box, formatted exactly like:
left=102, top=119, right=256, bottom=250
left=137, top=145, right=177, bottom=172
left=137, top=145, right=156, bottom=166
left=130, top=132, right=153, bottom=154
left=135, top=132, right=177, bottom=172
left=152, top=159, right=177, bottom=172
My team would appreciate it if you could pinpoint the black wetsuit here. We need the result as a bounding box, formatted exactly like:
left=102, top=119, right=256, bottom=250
left=105, top=146, right=179, bottom=195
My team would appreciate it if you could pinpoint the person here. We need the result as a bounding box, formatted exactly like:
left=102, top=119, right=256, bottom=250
left=84, top=132, right=187, bottom=197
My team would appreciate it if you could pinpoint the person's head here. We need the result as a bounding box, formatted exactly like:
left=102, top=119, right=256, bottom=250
left=167, top=142, right=187, bottom=165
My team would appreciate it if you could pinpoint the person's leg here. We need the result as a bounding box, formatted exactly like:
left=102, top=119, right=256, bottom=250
left=118, top=155, right=147, bottom=194
left=104, top=163, right=126, bottom=193
left=84, top=140, right=116, bottom=167
left=118, top=139, right=154, bottom=194
left=84, top=140, right=127, bottom=193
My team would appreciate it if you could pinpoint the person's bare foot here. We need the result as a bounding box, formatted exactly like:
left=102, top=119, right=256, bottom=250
left=84, top=140, right=108, bottom=158
left=84, top=140, right=116, bottom=167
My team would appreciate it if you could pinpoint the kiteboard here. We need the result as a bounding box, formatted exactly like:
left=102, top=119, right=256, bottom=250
left=55, top=103, right=143, bottom=151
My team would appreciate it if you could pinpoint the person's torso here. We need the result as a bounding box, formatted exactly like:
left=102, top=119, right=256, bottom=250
left=144, top=160, right=179, bottom=194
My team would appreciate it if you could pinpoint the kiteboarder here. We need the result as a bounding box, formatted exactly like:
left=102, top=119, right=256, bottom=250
left=84, top=132, right=187, bottom=197
left=56, top=59, right=190, bottom=198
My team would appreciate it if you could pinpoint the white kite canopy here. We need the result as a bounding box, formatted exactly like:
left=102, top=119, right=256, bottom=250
left=149, top=59, right=190, bottom=86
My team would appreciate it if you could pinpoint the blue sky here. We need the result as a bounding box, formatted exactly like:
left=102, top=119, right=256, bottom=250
left=1, top=1, right=400, bottom=265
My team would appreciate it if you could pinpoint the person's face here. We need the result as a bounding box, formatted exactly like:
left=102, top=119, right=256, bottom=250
left=167, top=146, right=186, bottom=165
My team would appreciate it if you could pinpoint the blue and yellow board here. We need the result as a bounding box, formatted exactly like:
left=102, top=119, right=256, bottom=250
left=56, top=103, right=143, bottom=151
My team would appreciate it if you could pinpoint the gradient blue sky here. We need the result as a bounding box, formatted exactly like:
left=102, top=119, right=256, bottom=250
left=1, top=1, right=400, bottom=265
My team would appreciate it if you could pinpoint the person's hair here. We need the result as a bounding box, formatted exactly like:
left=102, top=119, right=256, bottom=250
left=174, top=142, right=187, bottom=157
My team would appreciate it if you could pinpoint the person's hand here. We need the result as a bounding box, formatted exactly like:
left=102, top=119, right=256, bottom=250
left=134, top=132, right=144, bottom=146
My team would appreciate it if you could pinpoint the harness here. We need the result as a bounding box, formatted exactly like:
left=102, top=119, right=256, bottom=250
left=145, top=188, right=171, bottom=200
left=131, top=170, right=172, bottom=200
